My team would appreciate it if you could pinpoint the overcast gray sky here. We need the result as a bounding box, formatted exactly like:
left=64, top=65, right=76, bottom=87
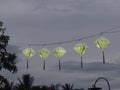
left=1, top=0, right=120, bottom=89
left=1, top=0, right=120, bottom=43
left=0, top=0, right=120, bottom=61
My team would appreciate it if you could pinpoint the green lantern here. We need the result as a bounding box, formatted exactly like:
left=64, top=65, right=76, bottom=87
left=74, top=43, right=88, bottom=69
left=23, top=48, right=35, bottom=69
left=54, top=47, right=66, bottom=70
left=95, top=36, right=110, bottom=64
left=38, top=48, right=51, bottom=70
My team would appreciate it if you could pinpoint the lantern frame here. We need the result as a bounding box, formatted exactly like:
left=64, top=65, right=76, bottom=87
left=95, top=36, right=110, bottom=64
left=74, top=43, right=88, bottom=69
left=23, top=48, right=35, bottom=69
left=38, top=48, right=51, bottom=70
left=54, top=47, right=66, bottom=70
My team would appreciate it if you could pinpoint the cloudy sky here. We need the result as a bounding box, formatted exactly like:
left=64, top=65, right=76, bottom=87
left=1, top=0, right=120, bottom=89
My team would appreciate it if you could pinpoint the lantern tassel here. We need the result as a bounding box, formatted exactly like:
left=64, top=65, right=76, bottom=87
left=59, top=59, right=61, bottom=71
left=27, top=58, right=29, bottom=69
left=43, top=60, right=45, bottom=70
left=102, top=51, right=105, bottom=64
left=81, top=56, right=83, bottom=69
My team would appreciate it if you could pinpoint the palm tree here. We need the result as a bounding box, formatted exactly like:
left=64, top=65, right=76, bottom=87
left=62, top=83, right=73, bottom=90
left=4, top=81, right=14, bottom=90
left=50, top=84, right=61, bottom=90
left=0, top=75, right=14, bottom=90
left=15, top=74, right=34, bottom=90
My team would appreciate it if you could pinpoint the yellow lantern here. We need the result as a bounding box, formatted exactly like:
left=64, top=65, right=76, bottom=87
left=38, top=48, right=50, bottom=70
left=54, top=47, right=66, bottom=70
left=95, top=36, right=110, bottom=64
left=23, top=48, right=35, bottom=69
left=74, top=43, right=88, bottom=69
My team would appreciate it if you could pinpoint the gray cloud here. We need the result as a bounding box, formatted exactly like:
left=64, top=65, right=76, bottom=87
left=0, top=0, right=120, bottom=16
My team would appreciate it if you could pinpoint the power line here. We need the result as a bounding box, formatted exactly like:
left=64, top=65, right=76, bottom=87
left=104, top=25, right=120, bottom=32
left=9, top=25, right=120, bottom=46
left=29, top=26, right=120, bottom=47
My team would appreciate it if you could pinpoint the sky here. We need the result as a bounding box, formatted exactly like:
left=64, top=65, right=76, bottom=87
left=1, top=0, right=120, bottom=89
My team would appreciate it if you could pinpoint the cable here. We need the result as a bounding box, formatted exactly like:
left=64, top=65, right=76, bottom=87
left=9, top=25, right=120, bottom=46
left=29, top=26, right=120, bottom=47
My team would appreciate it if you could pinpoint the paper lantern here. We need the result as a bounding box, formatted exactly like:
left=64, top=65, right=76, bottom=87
left=74, top=43, right=88, bottom=69
left=54, top=47, right=66, bottom=59
left=38, top=48, right=50, bottom=70
left=95, top=37, right=110, bottom=51
left=23, top=48, right=35, bottom=58
left=23, top=48, right=35, bottom=69
left=54, top=47, right=66, bottom=70
left=95, top=36, right=110, bottom=64
left=74, top=43, right=88, bottom=55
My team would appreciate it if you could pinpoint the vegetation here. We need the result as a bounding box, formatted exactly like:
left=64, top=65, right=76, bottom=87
left=13, top=74, right=84, bottom=90
left=62, top=83, right=73, bottom=90
left=14, top=74, right=34, bottom=90
left=0, top=73, right=85, bottom=90
left=0, top=21, right=17, bottom=89
left=0, top=21, right=17, bottom=73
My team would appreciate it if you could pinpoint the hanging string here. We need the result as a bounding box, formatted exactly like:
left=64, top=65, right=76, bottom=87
left=9, top=25, right=120, bottom=47
left=29, top=29, right=120, bottom=47
left=27, top=44, right=32, bottom=69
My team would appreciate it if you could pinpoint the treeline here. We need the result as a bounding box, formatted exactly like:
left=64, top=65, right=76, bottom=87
left=0, top=74, right=84, bottom=90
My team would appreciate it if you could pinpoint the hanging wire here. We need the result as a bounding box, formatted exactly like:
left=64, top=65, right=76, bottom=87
left=29, top=31, right=120, bottom=47
left=104, top=25, right=120, bottom=32
left=10, top=25, right=120, bottom=47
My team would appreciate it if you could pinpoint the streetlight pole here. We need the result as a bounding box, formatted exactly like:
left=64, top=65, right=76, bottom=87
left=88, top=77, right=111, bottom=90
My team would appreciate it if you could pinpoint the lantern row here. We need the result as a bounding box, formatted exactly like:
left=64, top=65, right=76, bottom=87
left=23, top=36, right=110, bottom=70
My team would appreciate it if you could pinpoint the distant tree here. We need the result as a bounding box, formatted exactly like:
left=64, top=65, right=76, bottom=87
left=4, top=81, right=14, bottom=90
left=0, top=75, right=8, bottom=89
left=0, top=21, right=17, bottom=89
left=15, top=74, right=34, bottom=90
left=74, top=89, right=84, bottom=90
left=62, top=83, right=73, bottom=90
left=50, top=84, right=61, bottom=90
left=0, top=75, right=14, bottom=90
left=40, top=85, right=48, bottom=90
left=31, top=85, right=41, bottom=90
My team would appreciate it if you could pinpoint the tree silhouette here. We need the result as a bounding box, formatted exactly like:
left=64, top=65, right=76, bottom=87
left=15, top=74, right=34, bottom=90
left=4, top=81, right=14, bottom=90
left=50, top=84, right=61, bottom=90
left=0, top=21, right=17, bottom=73
left=0, top=21, right=17, bottom=89
left=62, top=83, right=73, bottom=90
left=0, top=75, right=8, bottom=89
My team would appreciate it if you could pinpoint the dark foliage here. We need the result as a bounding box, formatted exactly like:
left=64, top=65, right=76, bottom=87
left=0, top=21, right=17, bottom=73
left=31, top=85, right=41, bottom=90
left=50, top=84, right=61, bottom=90
left=14, top=74, right=34, bottom=90
left=0, top=21, right=17, bottom=89
left=0, top=75, right=8, bottom=89
left=0, top=75, right=14, bottom=90
left=62, top=83, right=73, bottom=90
